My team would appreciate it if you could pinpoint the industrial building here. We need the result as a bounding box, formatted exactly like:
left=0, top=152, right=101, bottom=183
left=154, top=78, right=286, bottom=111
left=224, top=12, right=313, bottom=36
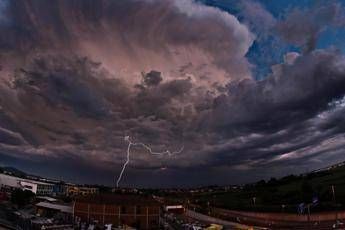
left=0, top=173, right=54, bottom=195
left=73, top=194, right=161, bottom=229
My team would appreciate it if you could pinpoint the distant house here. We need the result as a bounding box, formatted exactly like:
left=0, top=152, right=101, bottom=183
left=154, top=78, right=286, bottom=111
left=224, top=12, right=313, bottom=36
left=73, top=194, right=161, bottom=229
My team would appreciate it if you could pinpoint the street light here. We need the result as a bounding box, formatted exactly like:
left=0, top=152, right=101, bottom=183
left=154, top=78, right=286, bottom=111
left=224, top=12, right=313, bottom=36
left=331, top=185, right=338, bottom=222
left=207, top=201, right=210, bottom=215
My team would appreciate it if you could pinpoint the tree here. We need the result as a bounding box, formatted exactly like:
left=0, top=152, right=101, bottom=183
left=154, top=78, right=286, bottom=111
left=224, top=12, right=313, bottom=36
left=267, top=177, right=278, bottom=186
left=256, top=180, right=266, bottom=187
left=301, top=179, right=313, bottom=202
left=11, top=189, right=35, bottom=207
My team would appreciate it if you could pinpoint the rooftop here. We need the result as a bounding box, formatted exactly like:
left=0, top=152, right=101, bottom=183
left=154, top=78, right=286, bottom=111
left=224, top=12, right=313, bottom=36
left=75, top=194, right=160, bottom=205
left=36, top=202, right=73, bottom=213
left=36, top=196, right=58, bottom=202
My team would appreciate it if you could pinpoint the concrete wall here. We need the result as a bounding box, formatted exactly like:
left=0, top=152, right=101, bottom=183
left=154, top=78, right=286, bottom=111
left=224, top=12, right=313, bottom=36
left=214, top=207, right=345, bottom=222
left=74, top=202, right=160, bottom=229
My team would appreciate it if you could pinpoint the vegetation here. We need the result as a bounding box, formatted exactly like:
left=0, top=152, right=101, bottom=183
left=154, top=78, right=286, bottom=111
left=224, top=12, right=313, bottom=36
left=1, top=167, right=27, bottom=178
left=11, top=189, right=35, bottom=207
left=184, top=165, right=345, bottom=213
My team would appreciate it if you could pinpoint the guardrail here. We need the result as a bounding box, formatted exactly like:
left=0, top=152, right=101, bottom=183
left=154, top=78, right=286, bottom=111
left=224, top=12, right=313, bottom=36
left=214, top=208, right=345, bottom=222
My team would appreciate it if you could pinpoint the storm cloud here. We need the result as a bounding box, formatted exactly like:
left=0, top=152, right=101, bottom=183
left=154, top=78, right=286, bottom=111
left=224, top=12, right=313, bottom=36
left=0, top=0, right=345, bottom=187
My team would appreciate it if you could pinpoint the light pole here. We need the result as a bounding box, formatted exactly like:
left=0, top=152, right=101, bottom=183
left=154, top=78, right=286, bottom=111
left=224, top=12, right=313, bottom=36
left=207, top=201, right=210, bottom=215
left=307, top=203, right=311, bottom=230
left=331, top=185, right=338, bottom=222
left=252, top=197, right=256, bottom=210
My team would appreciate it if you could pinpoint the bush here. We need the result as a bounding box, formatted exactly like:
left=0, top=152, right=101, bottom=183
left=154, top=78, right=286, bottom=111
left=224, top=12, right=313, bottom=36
left=11, top=189, right=35, bottom=207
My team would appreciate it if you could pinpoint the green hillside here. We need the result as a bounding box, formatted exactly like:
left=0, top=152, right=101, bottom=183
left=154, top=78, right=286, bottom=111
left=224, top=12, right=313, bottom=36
left=191, top=164, right=345, bottom=213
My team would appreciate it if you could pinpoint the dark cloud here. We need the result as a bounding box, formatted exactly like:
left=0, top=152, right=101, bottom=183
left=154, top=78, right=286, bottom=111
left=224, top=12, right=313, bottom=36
left=201, top=49, right=345, bottom=169
left=13, top=55, right=113, bottom=118
left=142, top=71, right=163, bottom=87
left=210, top=50, right=345, bottom=132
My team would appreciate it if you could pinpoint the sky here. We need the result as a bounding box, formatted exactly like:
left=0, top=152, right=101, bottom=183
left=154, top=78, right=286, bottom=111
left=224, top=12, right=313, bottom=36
left=1, top=0, right=345, bottom=188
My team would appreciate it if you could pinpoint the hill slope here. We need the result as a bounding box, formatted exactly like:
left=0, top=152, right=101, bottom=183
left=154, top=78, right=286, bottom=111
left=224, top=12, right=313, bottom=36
left=192, top=163, right=345, bottom=213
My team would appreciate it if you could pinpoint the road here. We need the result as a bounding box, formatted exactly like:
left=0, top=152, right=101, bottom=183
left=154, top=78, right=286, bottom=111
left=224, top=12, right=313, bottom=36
left=185, top=209, right=267, bottom=230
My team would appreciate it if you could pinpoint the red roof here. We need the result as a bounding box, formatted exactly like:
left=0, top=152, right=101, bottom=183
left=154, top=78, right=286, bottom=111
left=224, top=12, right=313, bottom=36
left=75, top=194, right=160, bottom=205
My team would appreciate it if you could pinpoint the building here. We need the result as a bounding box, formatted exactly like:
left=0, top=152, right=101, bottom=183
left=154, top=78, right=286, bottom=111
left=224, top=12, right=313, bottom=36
left=53, top=183, right=67, bottom=196
left=165, top=205, right=185, bottom=214
left=67, top=185, right=99, bottom=196
left=74, top=194, right=161, bottom=229
left=36, top=182, right=54, bottom=195
left=0, top=173, right=54, bottom=195
left=36, top=201, right=73, bottom=218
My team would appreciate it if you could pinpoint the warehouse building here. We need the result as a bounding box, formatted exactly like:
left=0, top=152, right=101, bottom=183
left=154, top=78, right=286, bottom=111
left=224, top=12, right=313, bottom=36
left=74, top=194, right=161, bottom=229
left=0, top=173, right=54, bottom=195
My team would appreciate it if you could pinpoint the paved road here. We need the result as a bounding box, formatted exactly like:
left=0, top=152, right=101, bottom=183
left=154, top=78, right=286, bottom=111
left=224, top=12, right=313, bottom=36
left=185, top=210, right=267, bottom=230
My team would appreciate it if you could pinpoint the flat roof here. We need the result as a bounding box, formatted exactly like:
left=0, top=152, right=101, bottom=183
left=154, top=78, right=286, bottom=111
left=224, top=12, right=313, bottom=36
left=36, top=196, right=58, bottom=202
left=36, top=202, right=73, bottom=213
left=75, top=194, right=160, bottom=205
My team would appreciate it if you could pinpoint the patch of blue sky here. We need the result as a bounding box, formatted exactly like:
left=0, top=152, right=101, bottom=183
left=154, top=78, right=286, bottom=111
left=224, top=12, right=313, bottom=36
left=199, top=0, right=345, bottom=80
left=317, top=28, right=345, bottom=52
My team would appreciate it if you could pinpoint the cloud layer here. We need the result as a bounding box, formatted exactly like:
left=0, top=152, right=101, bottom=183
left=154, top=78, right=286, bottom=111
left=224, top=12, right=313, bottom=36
left=0, top=0, right=345, bottom=186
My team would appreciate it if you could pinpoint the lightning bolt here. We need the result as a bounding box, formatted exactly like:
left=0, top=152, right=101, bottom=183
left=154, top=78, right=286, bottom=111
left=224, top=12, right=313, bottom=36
left=116, top=135, right=184, bottom=187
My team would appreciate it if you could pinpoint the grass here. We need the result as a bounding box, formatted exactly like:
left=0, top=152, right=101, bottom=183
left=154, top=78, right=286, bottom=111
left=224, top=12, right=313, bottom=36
left=188, top=165, right=345, bottom=213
